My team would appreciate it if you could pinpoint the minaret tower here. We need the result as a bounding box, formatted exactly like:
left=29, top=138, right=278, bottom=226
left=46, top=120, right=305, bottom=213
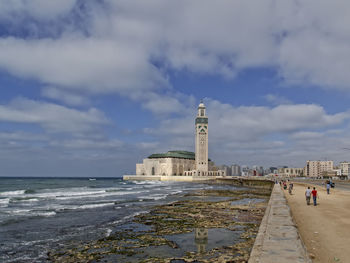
left=195, top=100, right=208, bottom=176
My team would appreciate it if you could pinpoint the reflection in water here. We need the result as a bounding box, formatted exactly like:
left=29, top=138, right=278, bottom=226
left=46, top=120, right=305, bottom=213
left=195, top=228, right=208, bottom=253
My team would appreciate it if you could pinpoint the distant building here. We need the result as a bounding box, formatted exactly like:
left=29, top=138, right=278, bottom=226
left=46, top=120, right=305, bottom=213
left=339, top=162, right=350, bottom=177
left=304, top=160, right=334, bottom=178
left=252, top=165, right=264, bottom=176
left=136, top=101, right=224, bottom=177
left=277, top=167, right=304, bottom=177
left=241, top=166, right=251, bottom=176
left=219, top=165, right=231, bottom=177
left=267, top=167, right=278, bottom=174
left=231, top=164, right=241, bottom=176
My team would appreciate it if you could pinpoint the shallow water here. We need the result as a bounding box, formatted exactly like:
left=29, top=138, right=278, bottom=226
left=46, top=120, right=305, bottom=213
left=0, top=177, right=256, bottom=263
left=0, top=177, right=226, bottom=262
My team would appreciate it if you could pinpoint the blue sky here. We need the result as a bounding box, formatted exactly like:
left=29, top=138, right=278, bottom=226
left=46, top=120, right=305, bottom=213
left=1, top=0, right=350, bottom=176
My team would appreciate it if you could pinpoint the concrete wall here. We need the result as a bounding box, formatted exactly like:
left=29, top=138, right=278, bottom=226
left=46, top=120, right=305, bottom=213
left=248, top=184, right=311, bottom=263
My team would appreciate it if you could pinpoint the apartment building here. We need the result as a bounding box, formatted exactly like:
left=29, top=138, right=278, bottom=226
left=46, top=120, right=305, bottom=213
left=231, top=164, right=241, bottom=176
left=304, top=160, right=334, bottom=178
left=277, top=167, right=303, bottom=177
left=339, top=162, right=350, bottom=177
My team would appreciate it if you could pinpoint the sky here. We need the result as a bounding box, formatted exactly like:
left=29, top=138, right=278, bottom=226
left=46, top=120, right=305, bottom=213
left=1, top=0, right=350, bottom=177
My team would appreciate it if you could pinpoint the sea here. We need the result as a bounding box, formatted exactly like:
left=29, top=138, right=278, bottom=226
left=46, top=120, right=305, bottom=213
left=0, top=177, right=222, bottom=263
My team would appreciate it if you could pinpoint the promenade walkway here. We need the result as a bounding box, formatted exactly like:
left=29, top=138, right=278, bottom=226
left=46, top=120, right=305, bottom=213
left=285, top=183, right=350, bottom=263
left=249, top=184, right=310, bottom=263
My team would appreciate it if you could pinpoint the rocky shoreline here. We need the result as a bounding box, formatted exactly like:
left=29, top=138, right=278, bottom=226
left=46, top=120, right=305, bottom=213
left=49, top=186, right=272, bottom=263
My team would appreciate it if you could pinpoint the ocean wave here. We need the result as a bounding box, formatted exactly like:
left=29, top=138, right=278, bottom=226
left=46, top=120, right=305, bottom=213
left=34, top=189, right=106, bottom=199
left=9, top=209, right=31, bottom=214
left=55, top=190, right=146, bottom=201
left=109, top=210, right=149, bottom=225
left=10, top=197, right=40, bottom=203
left=138, top=194, right=168, bottom=201
left=79, top=203, right=115, bottom=209
left=132, top=181, right=163, bottom=185
left=3, top=208, right=56, bottom=217
left=170, top=190, right=183, bottom=195
left=0, top=198, right=10, bottom=207
left=53, top=202, right=116, bottom=211
left=32, top=211, right=56, bottom=217
left=0, top=190, right=25, bottom=196
left=105, top=228, right=112, bottom=237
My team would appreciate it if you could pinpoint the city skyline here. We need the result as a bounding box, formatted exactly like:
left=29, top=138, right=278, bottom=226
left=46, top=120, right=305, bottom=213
left=1, top=1, right=350, bottom=176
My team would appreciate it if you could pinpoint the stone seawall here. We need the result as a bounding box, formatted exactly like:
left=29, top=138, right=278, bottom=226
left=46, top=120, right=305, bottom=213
left=215, top=177, right=274, bottom=189
left=123, top=175, right=218, bottom=182
left=123, top=175, right=274, bottom=189
left=248, top=184, right=311, bottom=263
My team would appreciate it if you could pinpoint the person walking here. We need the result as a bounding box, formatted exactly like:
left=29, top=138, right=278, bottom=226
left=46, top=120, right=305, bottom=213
left=326, top=182, right=331, bottom=194
left=305, top=186, right=311, bottom=205
left=288, top=183, right=293, bottom=195
left=311, top=187, right=318, bottom=206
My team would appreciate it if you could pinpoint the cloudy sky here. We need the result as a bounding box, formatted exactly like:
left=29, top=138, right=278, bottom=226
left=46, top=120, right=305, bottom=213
left=1, top=0, right=350, bottom=177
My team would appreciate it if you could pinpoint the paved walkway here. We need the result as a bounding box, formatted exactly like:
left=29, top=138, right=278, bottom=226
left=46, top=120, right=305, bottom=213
left=285, top=183, right=350, bottom=263
left=249, top=184, right=310, bottom=263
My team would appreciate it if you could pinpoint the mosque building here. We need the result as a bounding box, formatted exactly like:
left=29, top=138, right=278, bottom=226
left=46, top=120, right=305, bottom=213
left=135, top=101, right=225, bottom=177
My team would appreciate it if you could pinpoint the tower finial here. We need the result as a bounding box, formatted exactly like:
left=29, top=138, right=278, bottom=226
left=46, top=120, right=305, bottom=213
left=200, top=99, right=203, bottom=104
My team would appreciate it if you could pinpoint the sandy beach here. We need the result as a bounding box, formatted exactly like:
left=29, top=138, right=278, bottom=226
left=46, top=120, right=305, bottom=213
left=284, top=182, right=350, bottom=263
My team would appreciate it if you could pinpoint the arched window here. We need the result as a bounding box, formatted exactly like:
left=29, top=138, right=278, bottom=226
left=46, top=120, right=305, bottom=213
left=152, top=167, right=155, bottom=175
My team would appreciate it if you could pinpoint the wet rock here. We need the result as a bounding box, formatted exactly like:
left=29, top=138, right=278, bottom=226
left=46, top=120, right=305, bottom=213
left=48, top=187, right=271, bottom=263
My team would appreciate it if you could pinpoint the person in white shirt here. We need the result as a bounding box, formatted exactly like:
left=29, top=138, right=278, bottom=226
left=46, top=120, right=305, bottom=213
left=305, top=186, right=311, bottom=205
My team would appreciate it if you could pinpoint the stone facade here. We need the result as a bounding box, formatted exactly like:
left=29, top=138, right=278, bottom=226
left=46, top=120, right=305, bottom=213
left=136, top=154, right=195, bottom=176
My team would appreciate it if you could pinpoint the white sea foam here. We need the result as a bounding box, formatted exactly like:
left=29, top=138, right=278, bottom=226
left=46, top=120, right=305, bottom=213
left=21, top=198, right=40, bottom=202
left=7, top=209, right=31, bottom=215
left=53, top=202, right=115, bottom=211
left=138, top=194, right=168, bottom=201
left=79, top=202, right=115, bottom=209
left=33, top=189, right=106, bottom=199
left=0, top=190, right=25, bottom=196
left=11, top=198, right=39, bottom=203
left=0, top=198, right=10, bottom=207
left=170, top=190, right=183, bottom=195
left=4, top=208, right=56, bottom=218
left=105, top=228, right=112, bottom=237
left=33, top=211, right=56, bottom=217
left=55, top=190, right=145, bottom=200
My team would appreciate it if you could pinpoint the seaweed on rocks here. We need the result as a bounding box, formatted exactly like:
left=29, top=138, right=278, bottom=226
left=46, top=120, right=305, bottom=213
left=48, top=186, right=271, bottom=263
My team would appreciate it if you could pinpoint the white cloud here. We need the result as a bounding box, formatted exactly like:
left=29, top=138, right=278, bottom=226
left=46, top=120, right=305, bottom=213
left=0, top=97, right=109, bottom=133
left=0, top=37, right=167, bottom=94
left=143, top=99, right=350, bottom=166
left=2, top=1, right=350, bottom=172
left=0, top=0, right=349, bottom=101
left=265, top=94, right=292, bottom=105
left=41, top=86, right=90, bottom=106
left=0, top=0, right=78, bottom=20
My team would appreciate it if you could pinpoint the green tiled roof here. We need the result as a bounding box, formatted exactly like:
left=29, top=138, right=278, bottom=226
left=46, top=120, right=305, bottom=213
left=148, top=150, right=195, bottom=160
left=148, top=150, right=211, bottom=161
